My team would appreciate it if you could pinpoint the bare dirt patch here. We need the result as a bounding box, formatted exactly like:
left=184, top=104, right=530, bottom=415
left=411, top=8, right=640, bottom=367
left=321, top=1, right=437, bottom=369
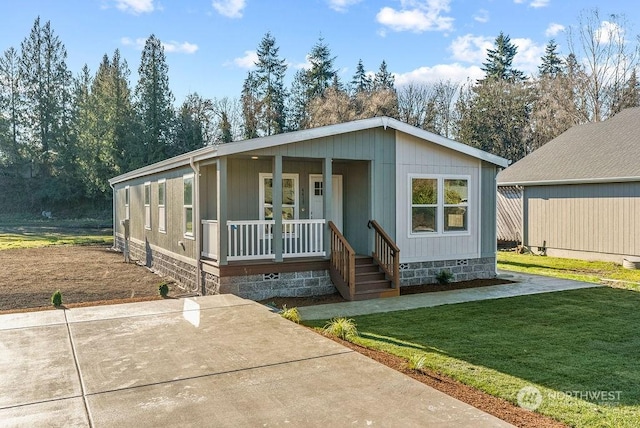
left=0, top=245, right=176, bottom=313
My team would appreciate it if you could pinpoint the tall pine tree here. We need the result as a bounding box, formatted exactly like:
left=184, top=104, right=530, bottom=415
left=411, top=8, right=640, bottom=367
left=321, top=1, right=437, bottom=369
left=252, top=32, right=287, bottom=136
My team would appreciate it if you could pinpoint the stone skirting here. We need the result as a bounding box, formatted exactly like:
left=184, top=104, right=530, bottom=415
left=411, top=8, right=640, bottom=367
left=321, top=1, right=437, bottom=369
left=399, top=257, right=496, bottom=286
left=114, top=236, right=198, bottom=292
left=204, top=270, right=335, bottom=301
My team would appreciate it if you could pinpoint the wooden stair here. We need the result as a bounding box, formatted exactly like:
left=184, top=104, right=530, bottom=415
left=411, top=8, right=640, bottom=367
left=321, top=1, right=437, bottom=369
left=350, top=255, right=399, bottom=301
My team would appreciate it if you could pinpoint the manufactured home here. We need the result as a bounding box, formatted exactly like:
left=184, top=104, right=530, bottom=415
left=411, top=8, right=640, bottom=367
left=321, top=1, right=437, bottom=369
left=498, top=107, right=640, bottom=263
left=109, top=117, right=508, bottom=301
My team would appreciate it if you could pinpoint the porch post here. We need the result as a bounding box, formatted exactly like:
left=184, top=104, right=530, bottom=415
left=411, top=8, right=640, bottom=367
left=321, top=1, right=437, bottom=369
left=217, top=157, right=228, bottom=265
left=273, top=155, right=283, bottom=262
left=323, top=157, right=333, bottom=256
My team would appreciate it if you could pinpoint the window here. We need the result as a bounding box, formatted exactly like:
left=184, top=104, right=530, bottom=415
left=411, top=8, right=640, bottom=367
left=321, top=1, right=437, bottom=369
left=259, top=173, right=298, bottom=221
left=183, top=174, right=194, bottom=237
left=144, top=182, right=151, bottom=230
left=410, top=176, right=469, bottom=235
left=158, top=179, right=166, bottom=233
left=124, top=186, right=130, bottom=220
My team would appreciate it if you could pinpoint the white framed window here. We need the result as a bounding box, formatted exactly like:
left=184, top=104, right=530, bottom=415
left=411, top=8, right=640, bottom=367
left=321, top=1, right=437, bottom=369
left=259, top=173, right=299, bottom=221
left=144, top=181, right=151, bottom=230
left=409, top=175, right=469, bottom=236
left=158, top=179, right=166, bottom=233
left=183, top=173, right=194, bottom=238
left=124, top=186, right=130, bottom=220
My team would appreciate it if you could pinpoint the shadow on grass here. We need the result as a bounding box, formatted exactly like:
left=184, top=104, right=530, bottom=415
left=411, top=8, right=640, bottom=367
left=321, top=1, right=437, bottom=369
left=353, top=287, right=640, bottom=407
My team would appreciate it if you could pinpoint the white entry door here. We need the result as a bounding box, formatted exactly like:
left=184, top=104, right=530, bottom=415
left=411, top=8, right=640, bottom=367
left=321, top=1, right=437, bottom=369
left=309, top=175, right=343, bottom=232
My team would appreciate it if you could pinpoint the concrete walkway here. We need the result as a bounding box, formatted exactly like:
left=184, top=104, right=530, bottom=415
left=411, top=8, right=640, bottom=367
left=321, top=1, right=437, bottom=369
left=299, top=270, right=601, bottom=320
left=0, top=295, right=511, bottom=427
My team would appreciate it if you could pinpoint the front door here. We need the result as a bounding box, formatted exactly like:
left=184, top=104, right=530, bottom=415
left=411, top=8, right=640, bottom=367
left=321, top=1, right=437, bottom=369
left=309, top=174, right=343, bottom=232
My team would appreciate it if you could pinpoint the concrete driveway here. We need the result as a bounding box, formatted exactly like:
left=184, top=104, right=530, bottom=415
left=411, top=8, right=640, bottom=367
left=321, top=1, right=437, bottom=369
left=0, top=295, right=511, bottom=427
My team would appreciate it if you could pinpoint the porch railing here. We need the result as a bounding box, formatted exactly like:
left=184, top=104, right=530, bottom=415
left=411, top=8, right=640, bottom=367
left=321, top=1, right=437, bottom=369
left=368, top=219, right=400, bottom=289
left=226, top=219, right=326, bottom=261
left=201, top=220, right=219, bottom=259
left=328, top=221, right=356, bottom=300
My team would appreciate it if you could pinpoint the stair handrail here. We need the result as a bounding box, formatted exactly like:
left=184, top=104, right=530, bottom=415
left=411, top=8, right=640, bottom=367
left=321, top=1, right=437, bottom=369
left=368, top=220, right=400, bottom=289
left=328, top=221, right=356, bottom=300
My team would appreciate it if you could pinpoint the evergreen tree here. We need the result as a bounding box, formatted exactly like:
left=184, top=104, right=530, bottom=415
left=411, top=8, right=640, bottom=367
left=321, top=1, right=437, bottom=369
left=109, top=49, right=136, bottom=173
left=538, top=40, right=563, bottom=77
left=351, top=59, right=370, bottom=94
left=174, top=96, right=205, bottom=155
left=481, top=32, right=525, bottom=82
left=19, top=17, right=73, bottom=181
left=241, top=71, right=260, bottom=139
left=611, top=69, right=640, bottom=115
left=252, top=32, right=287, bottom=136
left=134, top=34, right=175, bottom=167
left=306, top=37, right=336, bottom=99
left=373, top=60, right=395, bottom=90
left=0, top=47, right=24, bottom=176
left=286, top=69, right=309, bottom=131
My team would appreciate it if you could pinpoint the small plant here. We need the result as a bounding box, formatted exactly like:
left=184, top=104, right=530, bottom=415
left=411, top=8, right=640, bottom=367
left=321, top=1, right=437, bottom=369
left=323, top=317, right=358, bottom=341
left=436, top=269, right=454, bottom=285
left=51, top=290, right=63, bottom=307
left=407, top=353, right=428, bottom=371
left=279, top=305, right=301, bottom=323
left=158, top=282, right=169, bottom=297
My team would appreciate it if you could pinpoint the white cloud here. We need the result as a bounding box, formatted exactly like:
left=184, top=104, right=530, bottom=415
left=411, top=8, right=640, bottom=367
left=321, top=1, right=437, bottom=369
left=545, top=23, right=565, bottom=37
left=121, top=37, right=199, bottom=54
left=530, top=0, right=549, bottom=8
left=473, top=9, right=489, bottom=23
left=163, top=41, right=199, bottom=54
left=114, top=0, right=154, bottom=14
left=450, top=34, right=494, bottom=63
left=597, top=20, right=624, bottom=44
left=394, top=63, right=484, bottom=86
left=327, top=0, right=361, bottom=12
left=376, top=0, right=454, bottom=33
left=212, top=0, right=246, bottom=18
left=229, top=50, right=258, bottom=68
left=511, top=38, right=545, bottom=74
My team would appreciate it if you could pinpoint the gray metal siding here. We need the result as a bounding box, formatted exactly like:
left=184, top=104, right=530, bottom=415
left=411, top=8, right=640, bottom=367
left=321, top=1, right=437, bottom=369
left=497, top=185, right=522, bottom=242
left=525, top=182, right=640, bottom=257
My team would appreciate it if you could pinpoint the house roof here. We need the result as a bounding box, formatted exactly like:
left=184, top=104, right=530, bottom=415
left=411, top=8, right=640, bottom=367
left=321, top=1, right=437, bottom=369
left=109, top=116, right=509, bottom=185
left=498, top=107, right=640, bottom=186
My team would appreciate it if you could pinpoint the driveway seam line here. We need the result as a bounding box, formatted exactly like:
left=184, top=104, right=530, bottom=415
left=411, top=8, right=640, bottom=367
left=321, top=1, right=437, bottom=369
left=64, top=309, right=94, bottom=428
left=82, top=350, right=354, bottom=397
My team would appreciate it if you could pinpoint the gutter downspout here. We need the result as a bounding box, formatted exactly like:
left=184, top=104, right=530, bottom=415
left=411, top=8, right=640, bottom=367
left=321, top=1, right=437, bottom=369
left=189, top=157, right=203, bottom=295
left=109, top=181, right=116, bottom=250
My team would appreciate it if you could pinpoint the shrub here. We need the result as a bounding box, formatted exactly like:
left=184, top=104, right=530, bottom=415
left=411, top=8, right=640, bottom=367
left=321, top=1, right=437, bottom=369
left=51, top=290, right=63, bottom=307
left=279, top=305, right=301, bottom=323
left=158, top=282, right=169, bottom=297
left=323, top=317, right=358, bottom=341
left=407, top=354, right=427, bottom=371
left=436, top=270, right=454, bottom=285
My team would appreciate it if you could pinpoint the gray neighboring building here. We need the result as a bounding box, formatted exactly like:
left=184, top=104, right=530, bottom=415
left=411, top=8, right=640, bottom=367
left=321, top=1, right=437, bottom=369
left=498, top=107, right=640, bottom=263
left=110, top=116, right=508, bottom=300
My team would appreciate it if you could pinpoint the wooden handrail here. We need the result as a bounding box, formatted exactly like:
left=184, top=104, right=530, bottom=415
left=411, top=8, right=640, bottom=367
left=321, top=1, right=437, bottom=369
left=328, top=221, right=356, bottom=300
left=368, top=220, right=400, bottom=289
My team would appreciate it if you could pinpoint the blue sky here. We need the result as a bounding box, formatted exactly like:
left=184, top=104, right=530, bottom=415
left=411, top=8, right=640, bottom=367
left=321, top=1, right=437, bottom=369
left=1, top=0, right=639, bottom=105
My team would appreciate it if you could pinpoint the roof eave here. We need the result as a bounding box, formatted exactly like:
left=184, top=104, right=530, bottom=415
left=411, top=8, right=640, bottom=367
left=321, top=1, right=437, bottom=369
left=498, top=176, right=640, bottom=186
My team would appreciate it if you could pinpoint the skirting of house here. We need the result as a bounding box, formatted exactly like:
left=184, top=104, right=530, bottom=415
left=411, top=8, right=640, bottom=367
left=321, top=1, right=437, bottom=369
left=203, top=271, right=336, bottom=301
left=400, top=257, right=496, bottom=286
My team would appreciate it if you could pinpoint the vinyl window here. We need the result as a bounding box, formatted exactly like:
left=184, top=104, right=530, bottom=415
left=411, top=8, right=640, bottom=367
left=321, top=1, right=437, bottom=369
left=144, top=182, right=151, bottom=230
left=184, top=174, right=194, bottom=237
left=158, top=179, right=166, bottom=233
left=410, top=175, right=469, bottom=235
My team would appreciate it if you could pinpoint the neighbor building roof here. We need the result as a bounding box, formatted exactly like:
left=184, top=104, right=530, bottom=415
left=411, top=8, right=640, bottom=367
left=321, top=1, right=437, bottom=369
left=498, top=107, right=640, bottom=186
left=110, top=116, right=509, bottom=185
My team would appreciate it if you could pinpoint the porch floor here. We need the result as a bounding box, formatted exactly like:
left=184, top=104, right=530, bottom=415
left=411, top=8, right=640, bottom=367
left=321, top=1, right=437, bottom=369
left=201, top=256, right=330, bottom=277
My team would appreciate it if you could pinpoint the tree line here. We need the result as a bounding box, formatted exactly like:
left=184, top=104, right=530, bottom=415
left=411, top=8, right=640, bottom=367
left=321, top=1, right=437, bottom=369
left=1, top=9, right=638, bottom=215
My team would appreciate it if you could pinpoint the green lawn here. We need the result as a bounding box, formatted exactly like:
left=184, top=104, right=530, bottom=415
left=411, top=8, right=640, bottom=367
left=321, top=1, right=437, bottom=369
left=306, top=288, right=640, bottom=427
left=498, top=251, right=640, bottom=291
left=0, top=217, right=112, bottom=250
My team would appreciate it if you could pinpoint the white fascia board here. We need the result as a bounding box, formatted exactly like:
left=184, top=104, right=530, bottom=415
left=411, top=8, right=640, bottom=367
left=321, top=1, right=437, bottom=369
left=498, top=176, right=640, bottom=186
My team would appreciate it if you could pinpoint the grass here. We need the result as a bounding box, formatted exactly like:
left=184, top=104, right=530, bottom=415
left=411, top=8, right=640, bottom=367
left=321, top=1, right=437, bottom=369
left=498, top=251, right=640, bottom=291
left=305, top=288, right=640, bottom=427
left=0, top=217, right=112, bottom=250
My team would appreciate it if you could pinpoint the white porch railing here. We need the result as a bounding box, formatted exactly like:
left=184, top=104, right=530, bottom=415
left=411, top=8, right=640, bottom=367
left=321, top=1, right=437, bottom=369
left=201, top=220, right=218, bottom=259
left=226, top=219, right=326, bottom=261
